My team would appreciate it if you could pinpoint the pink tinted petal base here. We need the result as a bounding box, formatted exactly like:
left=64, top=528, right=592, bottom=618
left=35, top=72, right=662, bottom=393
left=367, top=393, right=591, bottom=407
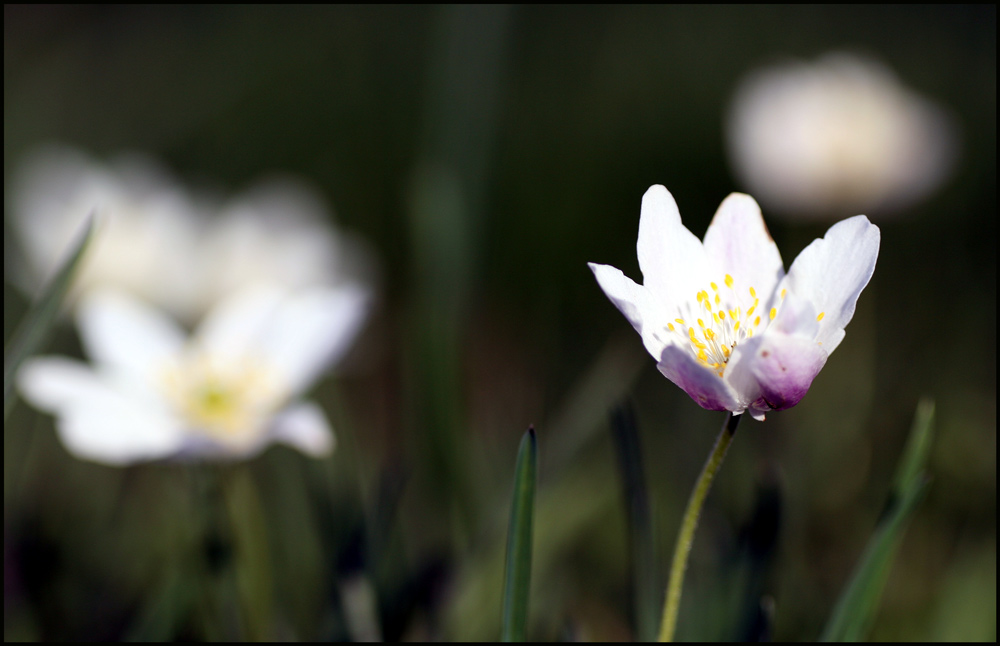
left=748, top=333, right=828, bottom=412
left=657, top=346, right=738, bottom=412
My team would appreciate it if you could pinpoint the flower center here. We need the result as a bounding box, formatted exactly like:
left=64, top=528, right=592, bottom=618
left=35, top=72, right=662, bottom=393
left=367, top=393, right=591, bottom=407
left=161, top=351, right=287, bottom=438
left=663, top=274, right=787, bottom=377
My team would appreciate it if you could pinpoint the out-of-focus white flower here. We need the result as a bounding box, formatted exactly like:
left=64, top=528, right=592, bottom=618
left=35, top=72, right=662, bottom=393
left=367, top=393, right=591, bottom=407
left=9, top=146, right=376, bottom=322
left=196, top=179, right=376, bottom=316
left=16, top=285, right=370, bottom=465
left=726, top=53, right=957, bottom=220
left=590, top=186, right=878, bottom=420
left=8, top=145, right=207, bottom=318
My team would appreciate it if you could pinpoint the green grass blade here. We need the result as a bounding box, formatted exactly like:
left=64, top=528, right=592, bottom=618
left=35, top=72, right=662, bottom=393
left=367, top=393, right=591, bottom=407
left=820, top=399, right=935, bottom=642
left=610, top=403, right=659, bottom=642
left=501, top=427, right=537, bottom=642
left=4, top=215, right=95, bottom=421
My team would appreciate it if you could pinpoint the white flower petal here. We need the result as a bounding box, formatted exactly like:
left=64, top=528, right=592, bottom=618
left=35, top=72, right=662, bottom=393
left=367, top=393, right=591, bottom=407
left=201, top=180, right=342, bottom=302
left=657, top=346, right=739, bottom=413
left=269, top=401, right=335, bottom=457
left=589, top=263, right=670, bottom=359
left=195, top=285, right=284, bottom=359
left=779, top=215, right=879, bottom=353
left=261, top=285, right=372, bottom=395
left=702, top=193, right=785, bottom=300
left=636, top=185, right=711, bottom=310
left=76, top=290, right=186, bottom=382
left=747, top=332, right=829, bottom=412
left=18, top=357, right=185, bottom=465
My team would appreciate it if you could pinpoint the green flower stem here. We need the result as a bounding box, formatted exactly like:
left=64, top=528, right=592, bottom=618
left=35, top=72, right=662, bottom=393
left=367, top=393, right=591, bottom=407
left=658, top=412, right=742, bottom=642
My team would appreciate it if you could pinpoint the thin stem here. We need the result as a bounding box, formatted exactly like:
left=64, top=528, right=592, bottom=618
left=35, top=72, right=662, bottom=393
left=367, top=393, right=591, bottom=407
left=658, top=412, right=742, bottom=642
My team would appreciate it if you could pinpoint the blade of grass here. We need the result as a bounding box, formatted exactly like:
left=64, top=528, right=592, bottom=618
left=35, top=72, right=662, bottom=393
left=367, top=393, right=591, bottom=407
left=4, top=215, right=94, bottom=422
left=501, top=427, right=537, bottom=642
left=820, top=399, right=935, bottom=642
left=610, top=403, right=659, bottom=642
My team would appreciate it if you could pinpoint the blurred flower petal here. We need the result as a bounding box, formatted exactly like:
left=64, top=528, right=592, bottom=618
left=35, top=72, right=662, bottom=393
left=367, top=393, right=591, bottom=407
left=76, top=290, right=186, bottom=383
left=18, top=357, right=185, bottom=465
left=260, top=285, right=372, bottom=396
left=269, top=402, right=335, bottom=457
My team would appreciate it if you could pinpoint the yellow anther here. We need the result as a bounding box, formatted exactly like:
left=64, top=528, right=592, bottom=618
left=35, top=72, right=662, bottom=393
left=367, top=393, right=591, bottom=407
left=781, top=288, right=787, bottom=299
left=697, top=349, right=708, bottom=362
left=725, top=274, right=734, bottom=288
left=710, top=282, right=718, bottom=291
left=755, top=315, right=761, bottom=327
left=729, top=309, right=738, bottom=319
left=705, top=329, right=715, bottom=340
left=769, top=307, right=777, bottom=320
left=750, top=286, right=757, bottom=298
left=714, top=294, right=721, bottom=305
left=667, top=323, right=675, bottom=332
left=734, top=321, right=740, bottom=330
left=747, top=305, right=756, bottom=317
left=705, top=301, right=713, bottom=312
left=748, top=329, right=754, bottom=337
left=698, top=318, right=705, bottom=328
left=722, top=345, right=730, bottom=358
left=675, top=318, right=685, bottom=325
left=713, top=312, right=720, bottom=324
left=719, top=311, right=726, bottom=320
left=817, top=312, right=825, bottom=321
left=717, top=371, right=725, bottom=377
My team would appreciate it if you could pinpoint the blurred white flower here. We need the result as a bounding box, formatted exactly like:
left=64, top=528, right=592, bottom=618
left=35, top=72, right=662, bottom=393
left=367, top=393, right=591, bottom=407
left=9, top=146, right=377, bottom=322
left=726, top=53, right=957, bottom=220
left=16, top=285, right=370, bottom=465
left=196, top=178, right=376, bottom=315
left=8, top=145, right=208, bottom=318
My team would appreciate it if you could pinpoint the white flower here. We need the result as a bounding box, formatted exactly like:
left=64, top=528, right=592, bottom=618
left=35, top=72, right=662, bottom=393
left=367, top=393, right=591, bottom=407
left=16, top=284, right=370, bottom=465
left=8, top=145, right=207, bottom=319
left=9, top=147, right=376, bottom=322
left=726, top=53, right=957, bottom=219
left=590, top=185, right=879, bottom=420
left=196, top=178, right=376, bottom=316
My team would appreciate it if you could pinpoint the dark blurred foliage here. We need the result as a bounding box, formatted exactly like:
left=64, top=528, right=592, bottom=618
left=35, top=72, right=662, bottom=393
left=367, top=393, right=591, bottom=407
left=4, top=5, right=995, bottom=641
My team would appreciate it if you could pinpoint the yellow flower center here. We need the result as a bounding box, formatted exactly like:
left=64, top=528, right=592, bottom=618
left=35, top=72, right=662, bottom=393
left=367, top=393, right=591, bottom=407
left=161, top=351, right=286, bottom=438
left=663, top=274, right=799, bottom=377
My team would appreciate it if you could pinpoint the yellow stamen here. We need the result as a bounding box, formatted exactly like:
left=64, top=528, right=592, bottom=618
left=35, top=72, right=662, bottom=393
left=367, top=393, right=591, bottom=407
left=718, top=311, right=726, bottom=320
left=769, top=307, right=777, bottom=320
left=817, top=312, right=825, bottom=321
left=747, top=305, right=756, bottom=316
left=749, top=286, right=757, bottom=298
left=697, top=349, right=708, bottom=362
left=667, top=323, right=675, bottom=332
left=754, top=315, right=761, bottom=327
left=781, top=289, right=787, bottom=299
left=734, top=321, right=740, bottom=330
left=697, top=318, right=705, bottom=328
left=675, top=318, right=685, bottom=325
left=725, top=274, right=734, bottom=288
left=714, top=294, right=721, bottom=305
left=710, top=282, right=718, bottom=291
